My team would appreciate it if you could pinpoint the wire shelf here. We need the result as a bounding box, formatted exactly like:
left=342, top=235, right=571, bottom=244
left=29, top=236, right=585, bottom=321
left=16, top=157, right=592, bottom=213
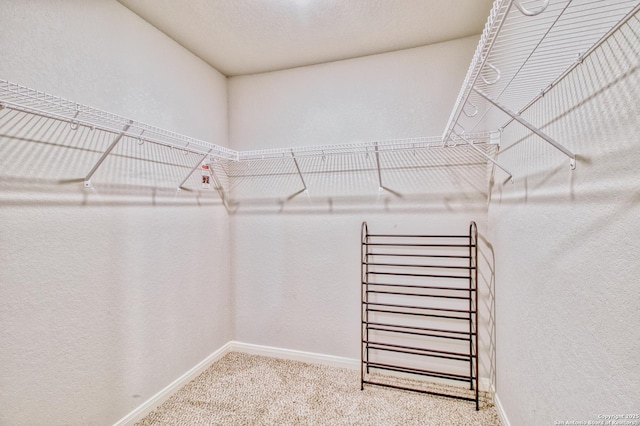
left=0, top=80, right=237, bottom=161
left=220, top=142, right=498, bottom=202
left=1, top=78, right=499, bottom=201
left=443, top=0, right=640, bottom=143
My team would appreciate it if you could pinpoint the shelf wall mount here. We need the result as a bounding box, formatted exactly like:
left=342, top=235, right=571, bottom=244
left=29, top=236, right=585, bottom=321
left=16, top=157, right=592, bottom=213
left=83, top=121, right=133, bottom=188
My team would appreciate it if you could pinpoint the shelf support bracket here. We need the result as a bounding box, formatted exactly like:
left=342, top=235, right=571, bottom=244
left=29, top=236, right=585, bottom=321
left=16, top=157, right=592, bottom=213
left=473, top=88, right=576, bottom=169
left=374, top=143, right=402, bottom=197
left=177, top=150, right=213, bottom=190
left=452, top=130, right=514, bottom=183
left=286, top=152, right=308, bottom=201
left=209, top=164, right=231, bottom=212
left=83, top=121, right=132, bottom=187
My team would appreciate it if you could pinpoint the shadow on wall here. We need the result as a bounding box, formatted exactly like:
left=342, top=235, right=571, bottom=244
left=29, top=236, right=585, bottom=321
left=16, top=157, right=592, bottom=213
left=491, top=15, right=640, bottom=264
left=0, top=110, right=222, bottom=207
left=477, top=232, right=497, bottom=397
left=0, top=175, right=223, bottom=208
left=222, top=192, right=492, bottom=216
left=0, top=105, right=500, bottom=213
left=492, top=12, right=640, bottom=202
left=0, top=83, right=501, bottom=212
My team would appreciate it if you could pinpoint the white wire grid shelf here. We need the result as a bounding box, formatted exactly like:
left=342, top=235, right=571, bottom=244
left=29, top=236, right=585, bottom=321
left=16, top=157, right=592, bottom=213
left=443, top=0, right=640, bottom=167
left=0, top=80, right=237, bottom=161
left=3, top=0, right=638, bottom=202
left=0, top=79, right=498, bottom=202
left=0, top=79, right=493, bottom=162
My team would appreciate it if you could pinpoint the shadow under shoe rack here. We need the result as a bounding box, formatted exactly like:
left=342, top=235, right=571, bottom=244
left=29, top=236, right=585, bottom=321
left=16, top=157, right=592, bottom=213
left=360, top=221, right=479, bottom=410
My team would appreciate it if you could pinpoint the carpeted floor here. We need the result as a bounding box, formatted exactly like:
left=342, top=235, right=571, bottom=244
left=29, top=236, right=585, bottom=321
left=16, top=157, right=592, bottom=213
left=136, top=352, right=500, bottom=425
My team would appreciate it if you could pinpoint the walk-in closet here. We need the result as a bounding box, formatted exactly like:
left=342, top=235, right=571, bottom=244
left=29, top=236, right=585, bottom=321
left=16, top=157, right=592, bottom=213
left=1, top=1, right=638, bottom=425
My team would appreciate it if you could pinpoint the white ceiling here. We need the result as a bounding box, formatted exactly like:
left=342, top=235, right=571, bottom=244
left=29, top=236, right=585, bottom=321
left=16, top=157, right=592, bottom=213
left=117, top=0, right=494, bottom=76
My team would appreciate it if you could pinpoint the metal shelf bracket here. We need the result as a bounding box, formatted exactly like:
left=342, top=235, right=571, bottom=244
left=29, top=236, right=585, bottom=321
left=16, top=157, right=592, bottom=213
left=209, top=165, right=232, bottom=212
left=286, top=152, right=308, bottom=201
left=373, top=143, right=402, bottom=197
left=452, top=130, right=514, bottom=183
left=177, top=151, right=213, bottom=191
left=83, top=120, right=133, bottom=188
left=473, top=88, right=576, bottom=169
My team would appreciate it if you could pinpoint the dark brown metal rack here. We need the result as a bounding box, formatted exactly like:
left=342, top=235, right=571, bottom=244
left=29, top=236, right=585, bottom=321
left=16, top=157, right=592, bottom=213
left=360, top=221, right=479, bottom=410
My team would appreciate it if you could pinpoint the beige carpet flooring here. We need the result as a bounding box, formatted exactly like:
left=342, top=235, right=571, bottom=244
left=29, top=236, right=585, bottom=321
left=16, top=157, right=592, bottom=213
left=137, top=352, right=500, bottom=425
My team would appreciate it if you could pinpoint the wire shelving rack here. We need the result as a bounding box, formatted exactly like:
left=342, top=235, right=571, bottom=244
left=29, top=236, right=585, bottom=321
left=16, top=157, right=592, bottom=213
left=443, top=0, right=640, bottom=173
left=2, top=0, right=638, bottom=201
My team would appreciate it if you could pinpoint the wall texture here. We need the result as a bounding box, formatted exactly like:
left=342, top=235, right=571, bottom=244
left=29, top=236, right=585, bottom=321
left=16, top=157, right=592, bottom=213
left=228, top=37, right=479, bottom=149
left=228, top=37, right=496, bottom=388
left=488, top=17, right=640, bottom=426
left=0, top=1, right=231, bottom=425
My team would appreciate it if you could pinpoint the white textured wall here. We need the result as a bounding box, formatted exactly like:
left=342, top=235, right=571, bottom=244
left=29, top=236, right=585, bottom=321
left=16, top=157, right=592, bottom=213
left=0, top=1, right=230, bottom=425
left=1, top=0, right=227, bottom=143
left=488, top=18, right=640, bottom=425
left=230, top=210, right=492, bottom=357
left=228, top=37, right=496, bottom=388
left=229, top=37, right=479, bottom=148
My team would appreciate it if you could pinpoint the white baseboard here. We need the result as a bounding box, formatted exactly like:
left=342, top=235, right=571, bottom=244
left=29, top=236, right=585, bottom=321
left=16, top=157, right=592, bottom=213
left=229, top=340, right=360, bottom=370
left=114, top=341, right=496, bottom=426
left=113, top=341, right=233, bottom=426
left=494, top=392, right=511, bottom=426
left=230, top=342, right=495, bottom=394
left=478, top=377, right=493, bottom=393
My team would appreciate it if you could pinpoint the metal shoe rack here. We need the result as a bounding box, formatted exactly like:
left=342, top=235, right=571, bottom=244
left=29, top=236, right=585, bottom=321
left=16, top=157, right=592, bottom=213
left=360, top=221, right=479, bottom=410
